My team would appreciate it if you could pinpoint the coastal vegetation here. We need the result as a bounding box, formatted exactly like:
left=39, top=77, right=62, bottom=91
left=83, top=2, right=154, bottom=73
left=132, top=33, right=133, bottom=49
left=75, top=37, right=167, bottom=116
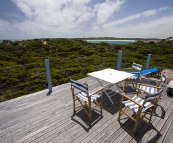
left=0, top=38, right=173, bottom=102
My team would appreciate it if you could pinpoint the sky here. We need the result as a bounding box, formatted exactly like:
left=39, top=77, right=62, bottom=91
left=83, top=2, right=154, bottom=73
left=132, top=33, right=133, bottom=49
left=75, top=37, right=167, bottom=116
left=0, top=0, right=173, bottom=39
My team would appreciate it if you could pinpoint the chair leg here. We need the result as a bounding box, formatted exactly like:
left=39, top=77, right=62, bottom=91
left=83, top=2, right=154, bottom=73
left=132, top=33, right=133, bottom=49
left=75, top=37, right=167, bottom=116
left=121, top=81, right=125, bottom=91
left=132, top=120, right=139, bottom=133
left=149, top=107, right=155, bottom=123
left=71, top=89, right=76, bottom=113
left=137, top=89, right=140, bottom=96
left=73, top=100, right=76, bottom=113
left=101, top=92, right=103, bottom=115
left=118, top=97, right=123, bottom=121
left=88, top=96, right=92, bottom=121
left=125, top=80, right=128, bottom=87
left=118, top=109, right=122, bottom=121
left=132, top=80, right=135, bottom=88
left=132, top=109, right=141, bottom=133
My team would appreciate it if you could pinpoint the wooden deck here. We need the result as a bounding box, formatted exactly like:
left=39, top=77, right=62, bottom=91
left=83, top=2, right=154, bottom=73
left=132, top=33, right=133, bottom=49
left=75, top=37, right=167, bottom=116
left=162, top=69, right=173, bottom=82
left=0, top=76, right=173, bottom=143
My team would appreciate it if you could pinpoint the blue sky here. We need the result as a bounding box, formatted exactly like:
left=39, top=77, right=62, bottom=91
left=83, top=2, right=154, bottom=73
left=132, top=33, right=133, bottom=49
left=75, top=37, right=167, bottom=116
left=0, top=0, right=173, bottom=39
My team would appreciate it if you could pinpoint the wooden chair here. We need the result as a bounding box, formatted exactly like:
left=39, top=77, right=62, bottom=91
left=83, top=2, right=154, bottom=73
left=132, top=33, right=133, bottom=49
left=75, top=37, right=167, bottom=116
left=118, top=88, right=163, bottom=133
left=121, top=62, right=142, bottom=90
left=136, top=73, right=167, bottom=96
left=70, top=79, right=103, bottom=121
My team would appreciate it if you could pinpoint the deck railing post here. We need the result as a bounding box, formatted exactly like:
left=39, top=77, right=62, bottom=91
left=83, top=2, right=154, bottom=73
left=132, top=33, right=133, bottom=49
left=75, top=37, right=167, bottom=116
left=146, top=54, right=151, bottom=69
left=116, top=50, right=122, bottom=70
left=45, top=59, right=52, bottom=92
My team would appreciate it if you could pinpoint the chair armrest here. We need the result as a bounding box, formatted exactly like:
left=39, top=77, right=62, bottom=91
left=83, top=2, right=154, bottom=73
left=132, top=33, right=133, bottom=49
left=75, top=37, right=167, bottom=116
left=137, top=83, right=162, bottom=88
left=89, top=87, right=104, bottom=96
left=131, top=72, right=140, bottom=74
left=120, top=67, right=133, bottom=70
left=137, top=83, right=161, bottom=89
left=120, top=93, right=144, bottom=107
left=141, top=77, right=161, bottom=82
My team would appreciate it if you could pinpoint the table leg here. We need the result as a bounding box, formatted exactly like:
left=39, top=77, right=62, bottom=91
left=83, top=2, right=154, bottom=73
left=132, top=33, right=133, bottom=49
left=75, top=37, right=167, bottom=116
left=97, top=79, right=122, bottom=105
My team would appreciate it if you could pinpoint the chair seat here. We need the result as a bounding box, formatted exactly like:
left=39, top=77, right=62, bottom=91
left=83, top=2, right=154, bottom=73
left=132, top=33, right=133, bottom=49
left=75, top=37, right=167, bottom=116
left=123, top=96, right=153, bottom=113
left=140, top=85, right=157, bottom=94
left=76, top=92, right=101, bottom=102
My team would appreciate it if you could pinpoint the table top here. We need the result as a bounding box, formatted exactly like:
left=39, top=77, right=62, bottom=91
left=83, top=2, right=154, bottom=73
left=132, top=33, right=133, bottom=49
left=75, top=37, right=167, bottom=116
left=88, top=68, right=134, bottom=84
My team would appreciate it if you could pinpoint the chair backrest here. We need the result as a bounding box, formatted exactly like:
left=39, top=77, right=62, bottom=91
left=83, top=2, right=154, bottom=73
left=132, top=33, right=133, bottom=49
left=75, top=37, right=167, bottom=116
left=143, top=89, right=163, bottom=104
left=161, top=73, right=167, bottom=87
left=132, top=62, right=142, bottom=71
left=70, top=79, right=89, bottom=94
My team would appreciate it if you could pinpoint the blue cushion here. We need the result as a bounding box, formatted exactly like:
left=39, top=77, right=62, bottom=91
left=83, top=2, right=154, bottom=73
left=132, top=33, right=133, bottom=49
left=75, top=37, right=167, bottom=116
left=140, top=67, right=158, bottom=76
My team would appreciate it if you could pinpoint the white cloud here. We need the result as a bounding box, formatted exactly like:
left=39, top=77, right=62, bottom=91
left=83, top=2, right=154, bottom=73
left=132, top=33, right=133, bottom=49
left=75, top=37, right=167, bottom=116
left=87, top=13, right=173, bottom=38
left=92, top=24, right=100, bottom=31
left=94, top=0, right=125, bottom=24
left=142, top=9, right=158, bottom=17
left=7, top=0, right=125, bottom=38
left=158, top=7, right=168, bottom=11
left=103, top=7, right=168, bottom=28
left=6, top=13, right=22, bottom=18
left=11, top=0, right=94, bottom=34
left=0, top=19, right=13, bottom=32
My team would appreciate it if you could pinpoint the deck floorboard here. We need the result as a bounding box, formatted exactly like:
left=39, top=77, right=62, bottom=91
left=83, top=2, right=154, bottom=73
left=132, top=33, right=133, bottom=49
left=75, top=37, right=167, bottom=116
left=0, top=76, right=173, bottom=143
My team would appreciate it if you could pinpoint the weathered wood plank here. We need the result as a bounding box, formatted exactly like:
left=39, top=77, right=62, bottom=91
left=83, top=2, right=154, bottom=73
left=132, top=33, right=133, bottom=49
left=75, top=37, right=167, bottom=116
left=140, top=99, right=173, bottom=143
left=58, top=99, right=120, bottom=142
left=94, top=113, right=133, bottom=143
left=154, top=108, right=173, bottom=143
left=12, top=78, right=104, bottom=143
left=0, top=76, right=173, bottom=143
left=1, top=106, right=72, bottom=143
left=162, top=119, right=173, bottom=143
